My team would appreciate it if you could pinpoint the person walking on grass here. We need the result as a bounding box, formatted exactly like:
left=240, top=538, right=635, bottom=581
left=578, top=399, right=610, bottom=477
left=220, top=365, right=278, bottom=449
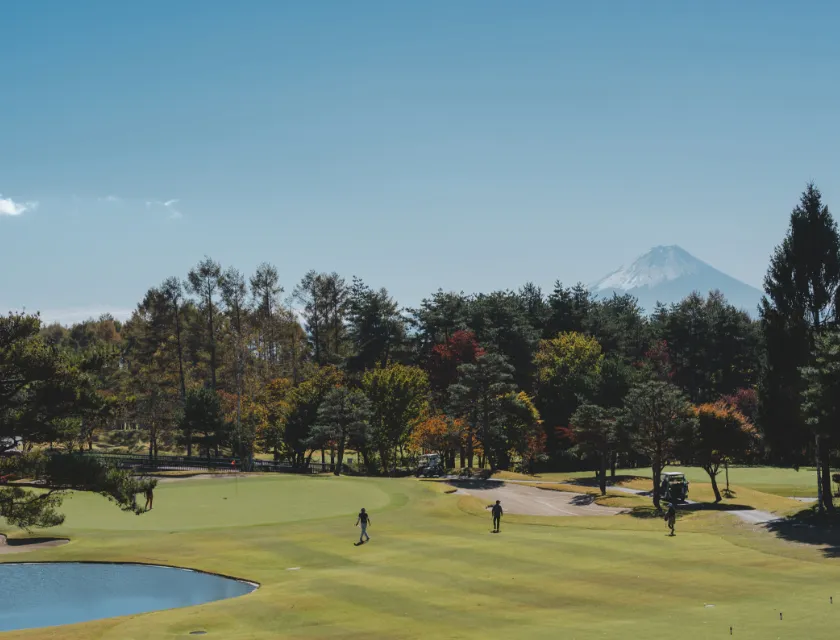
left=665, top=503, right=676, bottom=536
left=144, top=485, right=154, bottom=511
left=487, top=500, right=503, bottom=532
left=356, top=508, right=371, bottom=543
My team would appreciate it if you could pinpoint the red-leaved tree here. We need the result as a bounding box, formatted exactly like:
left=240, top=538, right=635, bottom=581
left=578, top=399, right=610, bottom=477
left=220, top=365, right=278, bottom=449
left=427, top=330, right=485, bottom=392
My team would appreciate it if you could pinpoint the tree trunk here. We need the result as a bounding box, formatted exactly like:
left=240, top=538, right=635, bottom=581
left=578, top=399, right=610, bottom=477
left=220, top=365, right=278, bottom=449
left=705, top=465, right=722, bottom=502
left=821, top=445, right=834, bottom=512
left=652, top=460, right=662, bottom=509
left=175, top=306, right=186, bottom=403
left=335, top=440, right=345, bottom=476
left=724, top=461, right=730, bottom=495
left=610, top=452, right=617, bottom=479
left=148, top=424, right=155, bottom=461
left=379, top=446, right=390, bottom=476
left=816, top=434, right=825, bottom=514
left=208, top=300, right=217, bottom=390
left=186, top=430, right=192, bottom=458
left=599, top=452, right=607, bottom=496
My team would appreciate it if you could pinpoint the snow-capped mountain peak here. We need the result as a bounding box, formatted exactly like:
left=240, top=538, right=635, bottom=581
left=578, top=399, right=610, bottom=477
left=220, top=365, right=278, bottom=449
left=589, top=245, right=763, bottom=316
left=591, top=245, right=707, bottom=291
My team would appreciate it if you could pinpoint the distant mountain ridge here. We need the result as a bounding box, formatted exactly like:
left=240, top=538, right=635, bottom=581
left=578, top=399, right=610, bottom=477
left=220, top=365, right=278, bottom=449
left=590, top=245, right=763, bottom=316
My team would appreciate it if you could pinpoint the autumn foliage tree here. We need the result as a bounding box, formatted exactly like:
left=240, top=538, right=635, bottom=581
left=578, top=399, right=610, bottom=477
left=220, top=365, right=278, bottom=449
left=427, top=330, right=485, bottom=394
left=409, top=414, right=465, bottom=468
left=693, top=401, right=757, bottom=501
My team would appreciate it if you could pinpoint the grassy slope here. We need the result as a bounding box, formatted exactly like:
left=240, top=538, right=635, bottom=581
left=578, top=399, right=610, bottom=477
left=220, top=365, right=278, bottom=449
left=1, top=474, right=839, bottom=639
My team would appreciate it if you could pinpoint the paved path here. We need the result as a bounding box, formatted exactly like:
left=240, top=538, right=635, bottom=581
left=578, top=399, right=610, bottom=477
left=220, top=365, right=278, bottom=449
left=447, top=477, right=786, bottom=524
left=449, top=482, right=626, bottom=517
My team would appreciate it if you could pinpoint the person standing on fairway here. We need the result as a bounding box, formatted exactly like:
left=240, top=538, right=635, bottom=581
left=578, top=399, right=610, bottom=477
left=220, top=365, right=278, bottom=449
left=665, top=503, right=676, bottom=536
left=487, top=500, right=503, bottom=532
left=356, top=508, right=371, bottom=543
left=144, top=485, right=154, bottom=511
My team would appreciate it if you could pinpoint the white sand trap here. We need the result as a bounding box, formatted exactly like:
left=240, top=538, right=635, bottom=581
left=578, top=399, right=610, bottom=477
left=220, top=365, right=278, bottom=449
left=450, top=482, right=626, bottom=517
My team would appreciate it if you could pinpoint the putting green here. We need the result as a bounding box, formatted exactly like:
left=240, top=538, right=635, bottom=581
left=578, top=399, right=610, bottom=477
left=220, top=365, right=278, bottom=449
left=54, top=475, right=393, bottom=531
left=2, top=474, right=840, bottom=639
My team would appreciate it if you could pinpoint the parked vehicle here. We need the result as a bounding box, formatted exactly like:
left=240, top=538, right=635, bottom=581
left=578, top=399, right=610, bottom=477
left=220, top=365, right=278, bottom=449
left=415, top=453, right=444, bottom=478
left=660, top=472, right=689, bottom=503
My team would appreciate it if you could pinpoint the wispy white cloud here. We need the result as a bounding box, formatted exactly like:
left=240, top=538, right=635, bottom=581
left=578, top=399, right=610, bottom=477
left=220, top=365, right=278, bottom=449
left=0, top=193, right=38, bottom=217
left=98, top=195, right=122, bottom=203
left=144, top=198, right=183, bottom=219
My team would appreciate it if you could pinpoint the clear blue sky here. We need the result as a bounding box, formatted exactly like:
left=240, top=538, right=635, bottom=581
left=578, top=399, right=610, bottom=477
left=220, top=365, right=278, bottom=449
left=2, top=0, right=839, bottom=324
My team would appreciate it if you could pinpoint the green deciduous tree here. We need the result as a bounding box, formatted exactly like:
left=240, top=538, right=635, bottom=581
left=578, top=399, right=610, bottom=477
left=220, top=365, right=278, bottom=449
left=282, top=366, right=344, bottom=468
left=310, top=387, right=371, bottom=476
left=621, top=380, right=695, bottom=508
left=449, top=353, right=516, bottom=470
left=178, top=387, right=227, bottom=459
left=534, top=331, right=604, bottom=456
left=570, top=404, right=619, bottom=495
left=363, top=363, right=429, bottom=474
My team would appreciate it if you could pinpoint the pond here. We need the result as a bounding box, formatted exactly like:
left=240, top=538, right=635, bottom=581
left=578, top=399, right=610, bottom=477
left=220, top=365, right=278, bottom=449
left=0, top=562, right=257, bottom=632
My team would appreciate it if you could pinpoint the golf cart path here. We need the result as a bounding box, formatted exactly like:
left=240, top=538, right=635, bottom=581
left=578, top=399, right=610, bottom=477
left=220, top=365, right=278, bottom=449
left=0, top=534, right=69, bottom=555
left=449, top=481, right=626, bottom=517
left=448, top=477, right=782, bottom=524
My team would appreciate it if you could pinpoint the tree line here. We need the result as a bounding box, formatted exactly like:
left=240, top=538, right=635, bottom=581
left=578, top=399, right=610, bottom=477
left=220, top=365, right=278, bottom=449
left=3, top=182, right=840, bottom=515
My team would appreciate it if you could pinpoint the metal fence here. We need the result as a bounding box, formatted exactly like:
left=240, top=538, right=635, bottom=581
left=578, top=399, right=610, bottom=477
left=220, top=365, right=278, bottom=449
left=73, top=452, right=320, bottom=474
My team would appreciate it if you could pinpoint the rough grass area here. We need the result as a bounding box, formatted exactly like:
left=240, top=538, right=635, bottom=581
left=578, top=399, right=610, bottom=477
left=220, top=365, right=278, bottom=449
left=2, top=475, right=840, bottom=639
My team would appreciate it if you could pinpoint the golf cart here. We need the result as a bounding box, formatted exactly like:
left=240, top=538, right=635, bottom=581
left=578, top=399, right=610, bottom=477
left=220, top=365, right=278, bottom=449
left=660, top=472, right=689, bottom=503
left=416, top=453, right=444, bottom=478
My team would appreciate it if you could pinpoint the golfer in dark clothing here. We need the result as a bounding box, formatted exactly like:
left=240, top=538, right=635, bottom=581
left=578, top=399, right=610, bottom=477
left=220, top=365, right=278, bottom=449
left=356, top=508, right=371, bottom=543
left=487, top=500, right=503, bottom=532
left=144, top=486, right=154, bottom=511
left=665, top=504, right=676, bottom=536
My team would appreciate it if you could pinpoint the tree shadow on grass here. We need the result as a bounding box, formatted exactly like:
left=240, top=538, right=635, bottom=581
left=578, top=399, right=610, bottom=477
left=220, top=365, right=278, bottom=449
left=764, top=508, right=840, bottom=558
left=567, top=475, right=646, bottom=488
left=628, top=502, right=756, bottom=519
left=4, top=537, right=67, bottom=546
left=445, top=479, right=507, bottom=491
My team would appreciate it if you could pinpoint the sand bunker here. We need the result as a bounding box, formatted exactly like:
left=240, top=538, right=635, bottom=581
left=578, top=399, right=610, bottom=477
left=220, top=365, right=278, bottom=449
left=0, top=534, right=69, bottom=554
left=448, top=481, right=626, bottom=517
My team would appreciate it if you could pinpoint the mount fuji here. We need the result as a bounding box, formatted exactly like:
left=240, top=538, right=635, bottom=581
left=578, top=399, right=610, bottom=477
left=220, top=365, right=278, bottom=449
left=590, top=245, right=763, bottom=316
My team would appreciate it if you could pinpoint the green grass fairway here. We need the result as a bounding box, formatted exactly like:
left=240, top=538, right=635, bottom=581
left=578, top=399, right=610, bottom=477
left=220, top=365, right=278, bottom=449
left=3, top=475, right=840, bottom=639
left=540, top=465, right=822, bottom=498
left=57, top=475, right=392, bottom=530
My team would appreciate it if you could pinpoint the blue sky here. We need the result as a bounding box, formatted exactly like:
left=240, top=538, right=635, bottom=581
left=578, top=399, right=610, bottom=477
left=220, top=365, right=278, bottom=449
left=2, top=0, right=839, bottom=324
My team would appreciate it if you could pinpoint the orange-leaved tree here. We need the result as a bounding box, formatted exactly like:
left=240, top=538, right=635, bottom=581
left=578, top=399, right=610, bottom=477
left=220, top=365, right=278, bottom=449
left=694, top=401, right=758, bottom=501
left=409, top=414, right=465, bottom=468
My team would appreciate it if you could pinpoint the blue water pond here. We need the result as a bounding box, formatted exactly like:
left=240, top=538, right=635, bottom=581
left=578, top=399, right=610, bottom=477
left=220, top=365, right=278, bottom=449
left=0, top=562, right=257, bottom=632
